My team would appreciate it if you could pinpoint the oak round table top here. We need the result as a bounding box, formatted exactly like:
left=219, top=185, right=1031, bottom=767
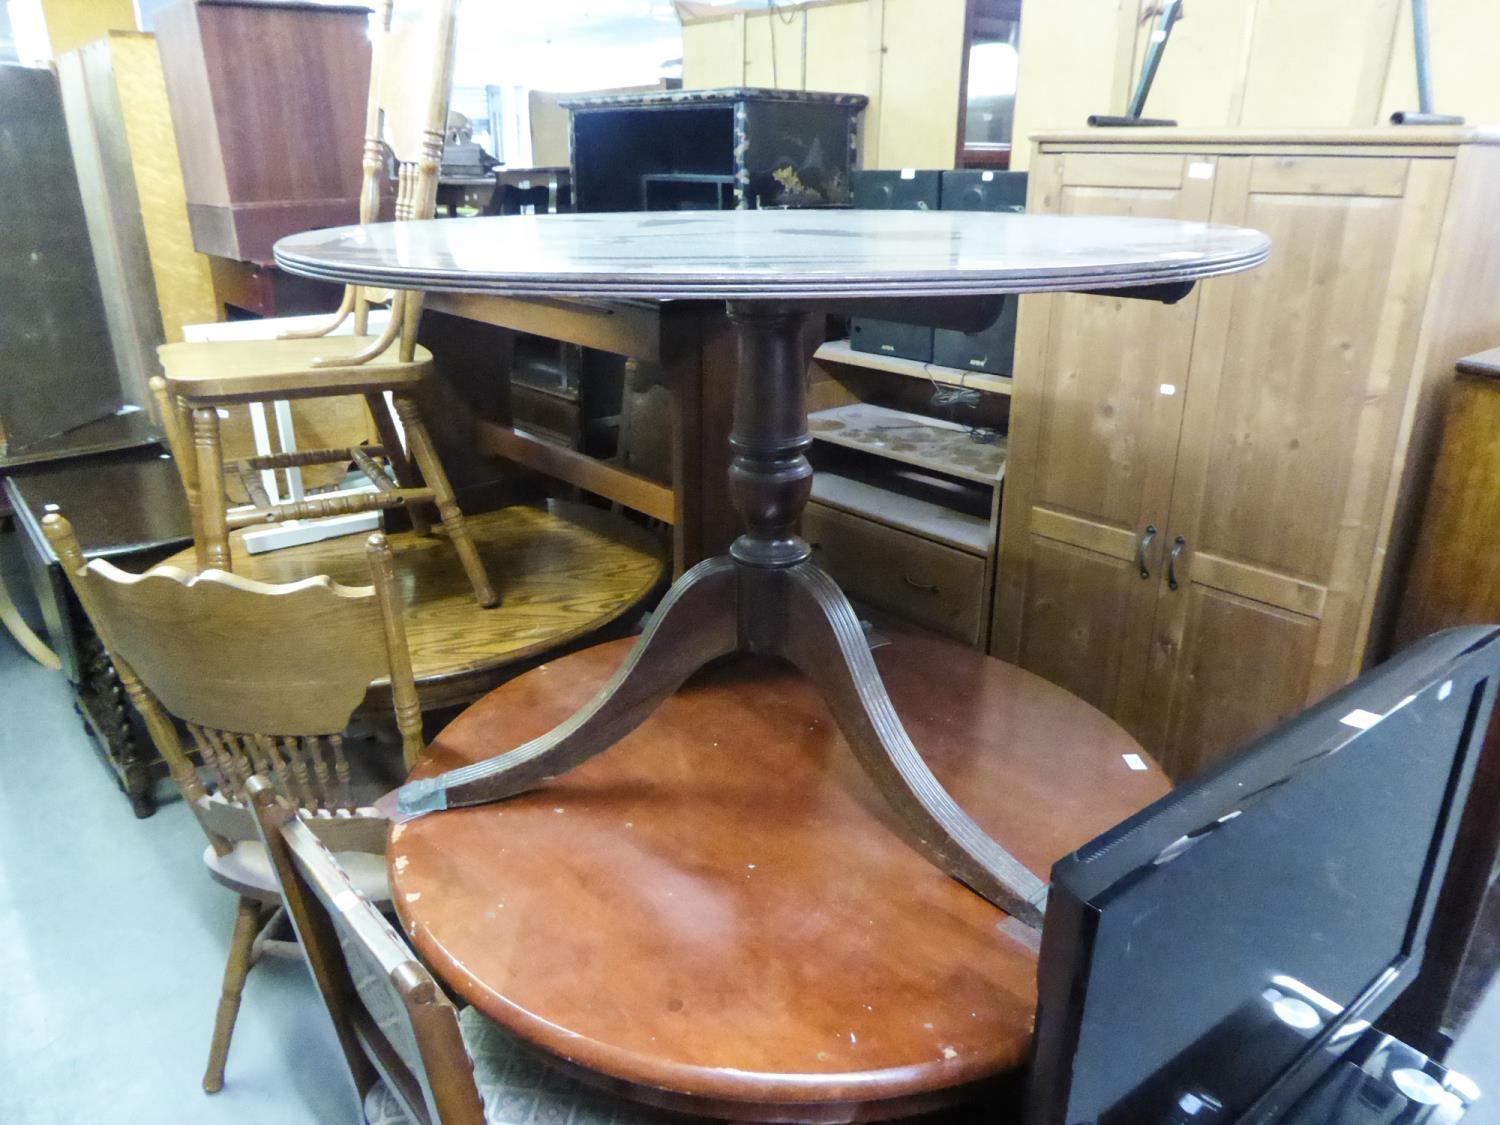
left=390, top=629, right=1171, bottom=1120
left=275, top=209, right=1270, bottom=300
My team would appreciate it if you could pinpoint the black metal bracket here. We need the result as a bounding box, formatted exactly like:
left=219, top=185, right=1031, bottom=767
left=1081, top=280, right=1196, bottom=306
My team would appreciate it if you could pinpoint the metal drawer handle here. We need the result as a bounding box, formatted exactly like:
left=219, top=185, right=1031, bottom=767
left=903, top=573, right=940, bottom=593
left=1138, top=525, right=1157, bottom=579
left=1168, top=535, right=1186, bottom=591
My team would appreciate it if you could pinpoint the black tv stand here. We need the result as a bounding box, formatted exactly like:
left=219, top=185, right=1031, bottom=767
left=1279, top=1028, right=1477, bottom=1123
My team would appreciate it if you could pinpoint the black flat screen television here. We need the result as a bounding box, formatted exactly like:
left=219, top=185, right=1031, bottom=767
left=1027, top=626, right=1500, bottom=1125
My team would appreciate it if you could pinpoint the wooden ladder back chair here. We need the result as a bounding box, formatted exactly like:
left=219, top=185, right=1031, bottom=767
left=43, top=511, right=425, bottom=1095
left=248, top=777, right=487, bottom=1125
left=152, top=0, right=498, bottom=608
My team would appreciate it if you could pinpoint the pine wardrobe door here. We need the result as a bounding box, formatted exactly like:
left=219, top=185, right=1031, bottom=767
left=1141, top=154, right=1451, bottom=778
left=993, top=151, right=1213, bottom=736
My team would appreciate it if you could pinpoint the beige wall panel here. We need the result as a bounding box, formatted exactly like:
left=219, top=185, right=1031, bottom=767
left=742, top=9, right=810, bottom=89
left=1011, top=0, right=1138, bottom=171
left=1239, top=0, right=1402, bottom=127
left=804, top=2, right=876, bottom=96
left=1134, top=0, right=1258, bottom=127
left=681, top=17, right=743, bottom=89
left=110, top=32, right=219, bottom=342
left=1378, top=0, right=1500, bottom=124
left=873, top=0, right=966, bottom=169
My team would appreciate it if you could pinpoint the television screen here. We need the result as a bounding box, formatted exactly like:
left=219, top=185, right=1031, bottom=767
left=1028, top=627, right=1500, bottom=1125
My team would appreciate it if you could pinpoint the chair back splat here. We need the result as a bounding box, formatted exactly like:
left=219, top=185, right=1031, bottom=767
left=293, top=0, right=460, bottom=364
left=42, top=513, right=426, bottom=855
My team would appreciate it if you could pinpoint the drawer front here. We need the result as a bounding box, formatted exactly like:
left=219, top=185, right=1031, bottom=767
left=803, top=502, right=987, bottom=645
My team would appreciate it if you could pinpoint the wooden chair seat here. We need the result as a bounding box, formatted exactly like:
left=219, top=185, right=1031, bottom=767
left=159, top=337, right=432, bottom=404
left=360, top=1007, right=674, bottom=1125
left=204, top=840, right=392, bottom=904
left=147, top=0, right=498, bottom=608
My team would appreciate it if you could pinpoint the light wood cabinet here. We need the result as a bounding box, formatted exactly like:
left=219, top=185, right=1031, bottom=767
left=995, top=129, right=1500, bottom=779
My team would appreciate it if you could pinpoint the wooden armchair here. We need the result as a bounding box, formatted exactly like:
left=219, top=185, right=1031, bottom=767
left=43, top=511, right=424, bottom=1095
left=246, top=776, right=678, bottom=1124
left=151, top=0, right=497, bottom=608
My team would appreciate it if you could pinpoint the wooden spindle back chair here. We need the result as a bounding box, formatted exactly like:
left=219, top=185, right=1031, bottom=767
left=43, top=511, right=425, bottom=1094
left=153, top=0, right=498, bottom=608
left=248, top=777, right=488, bottom=1125
left=247, top=777, right=677, bottom=1124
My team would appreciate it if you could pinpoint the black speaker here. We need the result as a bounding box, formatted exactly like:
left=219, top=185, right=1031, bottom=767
left=850, top=318, right=935, bottom=363
left=932, top=297, right=1019, bottom=376
left=850, top=170, right=941, bottom=362
left=933, top=171, right=1028, bottom=374
left=938, top=169, right=1027, bottom=212
left=852, top=168, right=942, bottom=210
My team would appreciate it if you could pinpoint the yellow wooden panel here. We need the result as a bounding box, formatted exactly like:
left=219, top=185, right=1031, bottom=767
left=742, top=8, right=810, bottom=89
left=1011, top=0, right=1138, bottom=171
left=1247, top=154, right=1409, bottom=197
left=1240, top=0, right=1402, bottom=127
left=805, top=2, right=876, bottom=96
left=874, top=0, right=966, bottom=169
left=1379, top=0, right=1500, bottom=124
left=1061, top=152, right=1185, bottom=189
left=40, top=0, right=135, bottom=56
left=109, top=32, right=218, bottom=343
left=681, top=17, right=743, bottom=89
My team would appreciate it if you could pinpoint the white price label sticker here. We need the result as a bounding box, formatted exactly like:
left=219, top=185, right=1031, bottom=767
left=900, top=168, right=917, bottom=180
left=1123, top=753, right=1148, bottom=771
left=1188, top=162, right=1215, bottom=180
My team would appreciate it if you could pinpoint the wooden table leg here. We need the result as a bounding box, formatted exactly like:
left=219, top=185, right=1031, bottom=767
left=394, top=302, right=1047, bottom=925
left=770, top=563, right=1049, bottom=925
left=394, top=555, right=739, bottom=816
left=0, top=562, right=61, bottom=670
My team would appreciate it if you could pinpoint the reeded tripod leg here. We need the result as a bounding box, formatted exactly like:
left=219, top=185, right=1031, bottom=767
left=769, top=563, right=1048, bottom=926
left=395, top=556, right=739, bottom=818
left=392, top=299, right=1045, bottom=924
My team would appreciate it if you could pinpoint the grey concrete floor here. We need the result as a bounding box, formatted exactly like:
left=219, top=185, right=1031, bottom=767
left=0, top=601, right=359, bottom=1122
left=1, top=538, right=1497, bottom=1123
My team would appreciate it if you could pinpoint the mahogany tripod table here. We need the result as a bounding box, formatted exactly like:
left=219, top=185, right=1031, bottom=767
left=388, top=629, right=1169, bottom=1119
left=276, top=210, right=1269, bottom=927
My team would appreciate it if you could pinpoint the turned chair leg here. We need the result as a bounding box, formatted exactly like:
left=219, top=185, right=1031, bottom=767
left=392, top=394, right=497, bottom=608
left=203, top=896, right=262, bottom=1094
left=151, top=379, right=207, bottom=569
left=191, top=406, right=232, bottom=573
left=365, top=392, right=431, bottom=535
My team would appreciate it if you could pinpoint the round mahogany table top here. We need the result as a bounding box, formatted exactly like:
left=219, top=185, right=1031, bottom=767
left=276, top=209, right=1269, bottom=301
left=390, top=629, right=1169, bottom=1120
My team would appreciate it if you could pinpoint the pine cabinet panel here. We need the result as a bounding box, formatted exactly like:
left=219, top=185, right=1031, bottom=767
left=994, top=152, right=1210, bottom=737
left=996, top=131, right=1499, bottom=779
left=1152, top=585, right=1320, bottom=779
left=1014, top=535, right=1148, bottom=717
left=1183, top=158, right=1438, bottom=587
